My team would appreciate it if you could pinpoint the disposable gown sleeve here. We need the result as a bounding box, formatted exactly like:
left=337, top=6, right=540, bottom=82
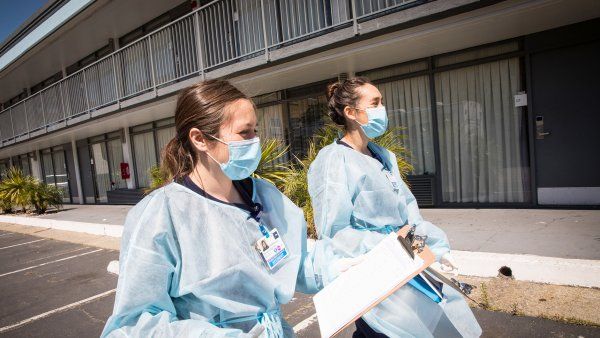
left=390, top=153, right=451, bottom=261
left=307, top=153, right=387, bottom=287
left=101, top=191, right=255, bottom=338
left=295, top=217, right=320, bottom=294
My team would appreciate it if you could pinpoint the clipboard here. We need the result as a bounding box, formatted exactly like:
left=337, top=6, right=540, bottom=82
left=313, top=230, right=435, bottom=338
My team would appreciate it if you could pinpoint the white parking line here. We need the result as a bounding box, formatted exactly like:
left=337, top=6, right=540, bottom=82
left=0, top=249, right=103, bottom=278
left=293, top=313, right=318, bottom=333
left=25, top=246, right=89, bottom=265
left=0, top=289, right=116, bottom=334
left=0, top=238, right=46, bottom=250
left=0, top=233, right=14, bottom=237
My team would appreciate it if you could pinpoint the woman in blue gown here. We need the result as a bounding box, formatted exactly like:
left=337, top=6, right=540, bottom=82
left=307, top=77, right=482, bottom=337
left=101, top=80, right=319, bottom=337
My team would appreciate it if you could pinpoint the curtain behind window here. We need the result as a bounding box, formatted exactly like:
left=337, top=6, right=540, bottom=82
left=52, top=150, right=71, bottom=202
left=91, top=143, right=110, bottom=203
left=434, top=58, right=529, bottom=203
left=376, top=75, right=435, bottom=175
left=156, top=127, right=176, bottom=163
left=41, top=151, right=55, bottom=185
left=20, top=156, right=32, bottom=177
left=133, top=132, right=156, bottom=188
left=256, top=104, right=288, bottom=164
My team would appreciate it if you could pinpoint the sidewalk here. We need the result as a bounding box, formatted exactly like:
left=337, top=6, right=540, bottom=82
left=422, top=209, right=600, bottom=260
left=1, top=205, right=599, bottom=287
left=0, top=205, right=129, bottom=237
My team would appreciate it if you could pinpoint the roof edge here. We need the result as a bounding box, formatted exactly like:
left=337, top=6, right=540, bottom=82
left=0, top=0, right=68, bottom=56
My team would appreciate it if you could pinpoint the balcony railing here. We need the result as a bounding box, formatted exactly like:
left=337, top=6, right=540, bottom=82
left=0, top=0, right=423, bottom=146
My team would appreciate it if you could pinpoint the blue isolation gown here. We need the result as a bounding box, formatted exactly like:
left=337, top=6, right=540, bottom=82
left=307, top=141, right=482, bottom=338
left=101, top=179, right=319, bottom=337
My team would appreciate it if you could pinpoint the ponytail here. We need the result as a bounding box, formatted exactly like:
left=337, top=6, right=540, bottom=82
left=160, top=137, right=195, bottom=182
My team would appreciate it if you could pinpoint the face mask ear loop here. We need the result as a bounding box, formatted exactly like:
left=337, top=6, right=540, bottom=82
left=204, top=151, right=222, bottom=166
left=202, top=133, right=228, bottom=167
left=204, top=133, right=228, bottom=146
left=347, top=106, right=366, bottom=127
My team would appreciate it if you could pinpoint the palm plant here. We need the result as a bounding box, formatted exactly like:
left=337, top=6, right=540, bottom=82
left=251, top=139, right=289, bottom=186
left=0, top=196, right=12, bottom=214
left=29, top=183, right=63, bottom=214
left=0, top=167, right=35, bottom=212
left=145, top=165, right=169, bottom=194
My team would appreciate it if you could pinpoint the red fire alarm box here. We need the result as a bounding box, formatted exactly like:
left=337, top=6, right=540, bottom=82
left=120, top=162, right=130, bottom=179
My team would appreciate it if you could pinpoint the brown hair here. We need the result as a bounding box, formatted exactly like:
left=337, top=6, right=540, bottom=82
left=326, top=77, right=371, bottom=127
left=161, top=79, right=248, bottom=181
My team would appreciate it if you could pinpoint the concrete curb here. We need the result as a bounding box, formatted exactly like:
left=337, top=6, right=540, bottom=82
left=451, top=250, right=600, bottom=288
left=0, top=214, right=123, bottom=237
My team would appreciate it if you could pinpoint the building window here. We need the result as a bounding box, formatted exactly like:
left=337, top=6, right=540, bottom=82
left=288, top=95, right=327, bottom=156
left=0, top=159, right=9, bottom=180
left=40, top=146, right=72, bottom=203
left=377, top=75, right=435, bottom=175
left=130, top=118, right=175, bottom=188
left=87, top=131, right=127, bottom=203
left=256, top=103, right=289, bottom=164
left=434, top=57, right=530, bottom=203
left=12, top=153, right=33, bottom=177
left=30, top=72, right=63, bottom=95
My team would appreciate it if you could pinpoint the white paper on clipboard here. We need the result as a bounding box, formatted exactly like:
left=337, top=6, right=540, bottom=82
left=313, top=233, right=425, bottom=338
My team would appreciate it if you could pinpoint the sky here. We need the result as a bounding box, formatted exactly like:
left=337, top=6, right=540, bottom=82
left=0, top=0, right=48, bottom=45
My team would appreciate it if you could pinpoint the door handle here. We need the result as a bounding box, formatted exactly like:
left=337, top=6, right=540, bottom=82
left=536, top=115, right=550, bottom=139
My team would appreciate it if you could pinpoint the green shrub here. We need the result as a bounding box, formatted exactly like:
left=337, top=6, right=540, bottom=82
left=29, top=183, right=63, bottom=214
left=145, top=165, right=169, bottom=194
left=0, top=167, right=63, bottom=214
left=0, top=196, right=12, bottom=214
left=0, top=167, right=35, bottom=212
left=251, top=139, right=289, bottom=187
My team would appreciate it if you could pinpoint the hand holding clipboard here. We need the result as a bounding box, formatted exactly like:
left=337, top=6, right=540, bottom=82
left=313, top=229, right=435, bottom=338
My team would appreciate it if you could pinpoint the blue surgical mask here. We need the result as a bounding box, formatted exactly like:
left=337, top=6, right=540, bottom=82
left=206, top=136, right=262, bottom=180
left=356, top=106, right=388, bottom=139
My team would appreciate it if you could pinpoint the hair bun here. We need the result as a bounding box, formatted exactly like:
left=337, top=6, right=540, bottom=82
left=326, top=82, right=340, bottom=100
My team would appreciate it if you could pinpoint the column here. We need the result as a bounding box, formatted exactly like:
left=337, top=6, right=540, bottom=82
left=71, top=139, right=84, bottom=204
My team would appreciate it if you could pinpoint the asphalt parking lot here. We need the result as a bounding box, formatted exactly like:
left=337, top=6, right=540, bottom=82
left=0, top=228, right=598, bottom=338
left=0, top=229, right=117, bottom=337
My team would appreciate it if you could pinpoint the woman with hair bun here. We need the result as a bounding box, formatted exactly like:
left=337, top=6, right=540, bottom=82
left=308, top=77, right=482, bottom=337
left=102, top=79, right=319, bottom=337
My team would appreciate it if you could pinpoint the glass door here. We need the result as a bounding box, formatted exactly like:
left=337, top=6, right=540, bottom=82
left=107, top=138, right=126, bottom=190
left=90, top=142, right=111, bottom=203
left=40, top=147, right=72, bottom=203
left=89, top=135, right=126, bottom=203
left=52, top=150, right=71, bottom=203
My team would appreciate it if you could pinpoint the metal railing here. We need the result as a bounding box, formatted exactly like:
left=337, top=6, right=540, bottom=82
left=0, top=0, right=422, bottom=146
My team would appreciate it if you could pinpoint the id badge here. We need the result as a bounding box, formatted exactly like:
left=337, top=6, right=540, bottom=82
left=255, top=228, right=289, bottom=270
left=384, top=170, right=400, bottom=191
